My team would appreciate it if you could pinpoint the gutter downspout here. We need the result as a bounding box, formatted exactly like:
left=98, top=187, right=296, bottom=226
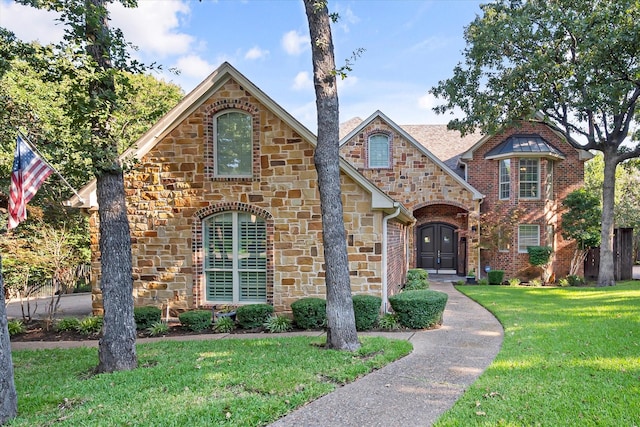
left=382, top=203, right=401, bottom=313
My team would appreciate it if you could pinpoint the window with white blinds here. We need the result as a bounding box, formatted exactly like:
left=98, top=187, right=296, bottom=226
left=204, top=212, right=267, bottom=303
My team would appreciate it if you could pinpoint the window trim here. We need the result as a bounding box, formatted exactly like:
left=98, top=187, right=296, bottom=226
left=213, top=110, right=253, bottom=178
left=367, top=133, right=391, bottom=169
left=518, top=224, right=540, bottom=253
left=203, top=211, right=267, bottom=304
left=499, top=159, right=511, bottom=200
left=519, top=158, right=540, bottom=199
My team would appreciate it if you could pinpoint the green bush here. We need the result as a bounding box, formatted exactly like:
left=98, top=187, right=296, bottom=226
left=527, top=246, right=553, bottom=266
left=236, top=304, right=274, bottom=329
left=213, top=316, right=235, bottom=333
left=404, top=268, right=429, bottom=290
left=352, top=294, right=381, bottom=331
left=478, top=278, right=489, bottom=286
left=146, top=321, right=169, bottom=336
left=508, top=277, right=521, bottom=287
left=55, top=317, right=80, bottom=332
left=567, top=275, right=585, bottom=286
left=263, top=315, right=293, bottom=333
left=134, top=306, right=162, bottom=330
left=377, top=313, right=400, bottom=330
left=488, top=270, right=505, bottom=285
left=389, top=289, right=448, bottom=329
left=76, top=316, right=103, bottom=335
left=291, top=297, right=326, bottom=330
left=7, top=319, right=25, bottom=336
left=178, top=310, right=212, bottom=332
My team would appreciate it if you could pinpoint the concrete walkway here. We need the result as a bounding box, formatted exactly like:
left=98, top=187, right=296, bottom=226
left=11, top=280, right=504, bottom=426
left=269, top=280, right=503, bottom=426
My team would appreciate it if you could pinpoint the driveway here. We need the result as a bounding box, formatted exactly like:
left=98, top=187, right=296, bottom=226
left=5, top=293, right=92, bottom=320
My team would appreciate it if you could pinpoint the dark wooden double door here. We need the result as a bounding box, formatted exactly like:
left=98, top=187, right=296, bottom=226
left=417, top=223, right=457, bottom=274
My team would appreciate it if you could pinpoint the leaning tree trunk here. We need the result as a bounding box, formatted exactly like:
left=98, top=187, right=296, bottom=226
left=304, top=0, right=360, bottom=351
left=0, top=255, right=18, bottom=425
left=598, top=150, right=617, bottom=287
left=86, top=0, right=137, bottom=372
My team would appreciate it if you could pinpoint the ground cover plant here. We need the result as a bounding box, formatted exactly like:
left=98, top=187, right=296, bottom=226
left=10, top=336, right=411, bottom=426
left=435, top=282, right=640, bottom=426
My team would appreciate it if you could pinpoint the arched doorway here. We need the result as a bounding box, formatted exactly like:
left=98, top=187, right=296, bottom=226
left=417, top=223, right=457, bottom=274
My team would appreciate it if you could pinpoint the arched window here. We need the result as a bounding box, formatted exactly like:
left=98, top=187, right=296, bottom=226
left=214, top=111, right=252, bottom=177
left=368, top=134, right=390, bottom=168
left=203, top=211, right=266, bottom=303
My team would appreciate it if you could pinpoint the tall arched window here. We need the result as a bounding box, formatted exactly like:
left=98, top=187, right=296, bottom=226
left=368, top=134, right=390, bottom=168
left=214, top=111, right=252, bottom=177
left=203, top=211, right=266, bottom=303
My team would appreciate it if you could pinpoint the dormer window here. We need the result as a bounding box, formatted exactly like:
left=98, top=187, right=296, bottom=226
left=368, top=134, right=390, bottom=168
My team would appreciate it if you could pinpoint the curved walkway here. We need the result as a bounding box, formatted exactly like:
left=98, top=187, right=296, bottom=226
left=11, top=281, right=503, bottom=426
left=270, top=280, right=503, bottom=426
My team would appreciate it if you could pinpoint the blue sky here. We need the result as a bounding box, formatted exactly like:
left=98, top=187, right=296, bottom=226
left=0, top=0, right=484, bottom=130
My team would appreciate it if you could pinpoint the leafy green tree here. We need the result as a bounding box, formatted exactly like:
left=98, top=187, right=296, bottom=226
left=304, top=0, right=359, bottom=351
left=561, top=189, right=602, bottom=276
left=431, top=0, right=640, bottom=287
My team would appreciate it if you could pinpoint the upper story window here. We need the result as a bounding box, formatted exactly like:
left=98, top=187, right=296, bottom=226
left=214, top=111, right=252, bottom=177
left=519, top=158, right=539, bottom=199
left=368, top=134, right=390, bottom=168
left=518, top=224, right=540, bottom=253
left=499, top=159, right=511, bottom=200
left=203, top=211, right=267, bottom=303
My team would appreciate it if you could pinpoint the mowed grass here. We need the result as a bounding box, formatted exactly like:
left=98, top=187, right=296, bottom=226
left=436, top=282, right=640, bottom=426
left=9, top=336, right=412, bottom=426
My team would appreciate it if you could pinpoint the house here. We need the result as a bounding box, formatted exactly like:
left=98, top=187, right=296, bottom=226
left=67, top=62, right=591, bottom=315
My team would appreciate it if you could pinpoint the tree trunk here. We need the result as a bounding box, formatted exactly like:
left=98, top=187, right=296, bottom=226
left=304, top=0, right=360, bottom=351
left=85, top=0, right=137, bottom=371
left=95, top=171, right=138, bottom=372
left=0, top=255, right=18, bottom=425
left=598, top=150, right=617, bottom=286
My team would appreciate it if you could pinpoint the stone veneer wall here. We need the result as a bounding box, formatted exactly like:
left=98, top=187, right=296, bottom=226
left=340, top=117, right=479, bottom=273
left=465, top=121, right=585, bottom=280
left=89, top=78, right=390, bottom=314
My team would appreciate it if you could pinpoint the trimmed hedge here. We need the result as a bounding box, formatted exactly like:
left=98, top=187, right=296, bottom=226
left=488, top=270, right=505, bottom=285
left=133, top=306, right=162, bottom=330
left=404, top=268, right=429, bottom=291
left=291, top=297, right=326, bottom=330
left=178, top=310, right=212, bottom=332
left=352, top=295, right=381, bottom=331
left=389, top=289, right=448, bottom=329
left=235, top=304, right=274, bottom=329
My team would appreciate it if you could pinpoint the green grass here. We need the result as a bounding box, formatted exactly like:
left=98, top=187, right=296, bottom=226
left=435, top=282, right=640, bottom=426
left=10, top=336, right=411, bottom=426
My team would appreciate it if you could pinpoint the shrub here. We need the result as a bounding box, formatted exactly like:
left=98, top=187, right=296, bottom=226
left=507, top=278, right=521, bottom=287
left=7, top=319, right=25, bottom=336
left=388, top=290, right=448, bottom=329
left=530, top=279, right=543, bottom=287
left=235, top=304, right=274, bottom=329
left=558, top=277, right=570, bottom=287
left=404, top=268, right=429, bottom=290
left=134, top=306, right=162, bottom=330
left=213, top=316, right=235, bottom=333
left=76, top=316, right=103, bottom=335
left=146, top=321, right=169, bottom=336
left=263, top=315, right=293, bottom=333
left=567, top=275, right=585, bottom=286
left=178, top=310, right=212, bottom=332
left=377, top=313, right=400, bottom=330
left=478, top=278, right=489, bottom=286
left=55, top=317, right=80, bottom=332
left=291, top=298, right=326, bottom=330
left=488, top=270, right=505, bottom=285
left=455, top=280, right=466, bottom=286
left=352, top=295, right=381, bottom=331
left=527, top=246, right=553, bottom=266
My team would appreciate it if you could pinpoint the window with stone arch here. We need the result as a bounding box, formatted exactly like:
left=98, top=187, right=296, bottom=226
left=203, top=211, right=267, bottom=303
left=367, top=133, right=391, bottom=168
left=214, top=110, right=253, bottom=177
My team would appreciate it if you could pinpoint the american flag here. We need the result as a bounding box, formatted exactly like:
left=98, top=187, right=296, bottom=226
left=8, top=135, right=54, bottom=230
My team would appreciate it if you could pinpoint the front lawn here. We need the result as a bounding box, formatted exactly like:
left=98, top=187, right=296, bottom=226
left=9, top=336, right=411, bottom=426
left=436, top=282, right=640, bottom=426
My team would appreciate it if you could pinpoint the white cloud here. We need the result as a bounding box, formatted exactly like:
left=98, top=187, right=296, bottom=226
left=417, top=92, right=438, bottom=110
left=281, top=30, right=309, bottom=56
left=244, top=46, right=269, bottom=60
left=0, top=1, right=64, bottom=45
left=407, top=36, right=451, bottom=53
left=109, top=0, right=194, bottom=58
left=337, top=75, right=359, bottom=91
left=173, top=54, right=217, bottom=80
left=292, top=71, right=313, bottom=91
left=334, top=5, right=360, bottom=33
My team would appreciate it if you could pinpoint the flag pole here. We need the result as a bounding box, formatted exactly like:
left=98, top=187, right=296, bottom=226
left=16, top=131, right=85, bottom=204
